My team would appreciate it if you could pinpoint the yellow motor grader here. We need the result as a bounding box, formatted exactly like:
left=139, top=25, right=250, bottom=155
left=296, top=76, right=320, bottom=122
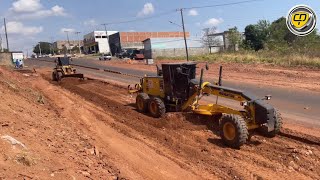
left=128, top=62, right=282, bottom=148
left=52, top=57, right=84, bottom=81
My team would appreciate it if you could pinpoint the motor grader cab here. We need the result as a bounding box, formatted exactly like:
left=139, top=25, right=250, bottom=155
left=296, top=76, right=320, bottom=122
left=129, top=62, right=282, bottom=148
left=52, top=57, right=84, bottom=81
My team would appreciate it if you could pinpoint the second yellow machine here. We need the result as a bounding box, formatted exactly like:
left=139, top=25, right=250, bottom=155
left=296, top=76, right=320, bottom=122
left=129, top=62, right=282, bottom=148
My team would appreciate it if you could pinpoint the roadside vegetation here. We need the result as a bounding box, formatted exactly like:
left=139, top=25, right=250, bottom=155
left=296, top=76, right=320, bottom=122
left=158, top=17, right=320, bottom=68
left=156, top=51, right=320, bottom=68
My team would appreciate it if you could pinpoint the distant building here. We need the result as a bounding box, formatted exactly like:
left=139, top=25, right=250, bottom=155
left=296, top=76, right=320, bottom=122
left=83, top=31, right=118, bottom=54
left=143, top=37, right=206, bottom=59
left=53, top=40, right=83, bottom=53
left=109, top=31, right=190, bottom=55
left=207, top=31, right=245, bottom=52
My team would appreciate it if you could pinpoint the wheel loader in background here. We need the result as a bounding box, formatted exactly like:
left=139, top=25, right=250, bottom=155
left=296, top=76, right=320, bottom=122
left=52, top=57, right=84, bottom=81
left=128, top=62, right=282, bottom=148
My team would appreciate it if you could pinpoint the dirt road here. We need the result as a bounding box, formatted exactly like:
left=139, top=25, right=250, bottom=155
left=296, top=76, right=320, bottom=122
left=1, top=65, right=320, bottom=179
left=26, top=58, right=320, bottom=127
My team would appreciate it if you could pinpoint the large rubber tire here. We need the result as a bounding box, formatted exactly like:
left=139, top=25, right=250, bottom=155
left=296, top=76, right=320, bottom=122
left=259, top=109, right=282, bottom=137
left=52, top=71, right=57, bottom=81
left=148, top=97, right=165, bottom=118
left=136, top=93, right=150, bottom=113
left=56, top=71, right=63, bottom=82
left=220, top=114, right=249, bottom=149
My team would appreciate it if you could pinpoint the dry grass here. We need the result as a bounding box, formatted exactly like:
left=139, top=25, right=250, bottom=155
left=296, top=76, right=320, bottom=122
left=156, top=51, right=320, bottom=68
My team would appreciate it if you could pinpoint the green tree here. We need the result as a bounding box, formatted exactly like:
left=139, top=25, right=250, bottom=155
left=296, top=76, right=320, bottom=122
left=267, top=17, right=296, bottom=49
left=243, top=20, right=270, bottom=51
left=266, top=17, right=320, bottom=53
left=33, top=42, right=52, bottom=55
left=71, top=46, right=80, bottom=53
left=1, top=48, right=9, bottom=52
left=227, top=27, right=242, bottom=51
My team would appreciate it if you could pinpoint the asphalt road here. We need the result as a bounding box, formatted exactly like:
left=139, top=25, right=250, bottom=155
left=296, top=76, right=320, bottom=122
left=25, top=58, right=320, bottom=127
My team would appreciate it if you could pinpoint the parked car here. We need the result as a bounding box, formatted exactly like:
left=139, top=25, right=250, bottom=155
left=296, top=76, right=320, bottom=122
left=116, top=51, right=129, bottom=59
left=117, top=49, right=134, bottom=59
left=130, top=49, right=144, bottom=60
left=99, top=53, right=112, bottom=60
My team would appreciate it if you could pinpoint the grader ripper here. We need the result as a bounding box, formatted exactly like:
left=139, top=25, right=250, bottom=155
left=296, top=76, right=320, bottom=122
left=129, top=62, right=282, bottom=148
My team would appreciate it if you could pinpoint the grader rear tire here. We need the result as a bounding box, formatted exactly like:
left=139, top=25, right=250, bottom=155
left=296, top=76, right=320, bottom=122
left=148, top=97, right=165, bottom=118
left=136, top=93, right=150, bottom=113
left=57, top=72, right=63, bottom=82
left=220, top=114, right=248, bottom=149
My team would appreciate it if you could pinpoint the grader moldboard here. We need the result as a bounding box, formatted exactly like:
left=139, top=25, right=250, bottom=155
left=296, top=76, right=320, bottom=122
left=128, top=62, right=282, bottom=148
left=52, top=57, right=84, bottom=81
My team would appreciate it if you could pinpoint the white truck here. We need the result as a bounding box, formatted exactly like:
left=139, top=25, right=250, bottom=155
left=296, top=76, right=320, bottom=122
left=12, top=51, right=24, bottom=68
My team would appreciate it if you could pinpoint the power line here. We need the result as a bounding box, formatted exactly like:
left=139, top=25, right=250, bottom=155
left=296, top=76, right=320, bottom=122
left=103, top=10, right=176, bottom=25
left=99, top=0, right=264, bottom=26
left=182, top=0, right=264, bottom=10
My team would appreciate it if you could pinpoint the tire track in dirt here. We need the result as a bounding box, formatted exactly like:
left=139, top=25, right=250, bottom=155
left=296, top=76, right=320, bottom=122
left=42, top=72, right=320, bottom=180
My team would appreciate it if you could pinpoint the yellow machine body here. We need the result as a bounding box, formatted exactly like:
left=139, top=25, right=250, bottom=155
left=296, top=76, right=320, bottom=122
left=128, top=63, right=280, bottom=148
left=142, top=77, right=165, bottom=98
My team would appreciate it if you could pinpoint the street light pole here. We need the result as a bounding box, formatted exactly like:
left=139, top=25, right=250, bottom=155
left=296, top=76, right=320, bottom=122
left=75, top=32, right=82, bottom=54
left=4, top=18, right=9, bottom=52
left=101, top=23, right=112, bottom=55
left=179, top=9, right=189, bottom=61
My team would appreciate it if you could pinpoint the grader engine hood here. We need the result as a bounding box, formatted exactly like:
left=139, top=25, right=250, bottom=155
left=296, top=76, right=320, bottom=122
left=253, top=100, right=276, bottom=132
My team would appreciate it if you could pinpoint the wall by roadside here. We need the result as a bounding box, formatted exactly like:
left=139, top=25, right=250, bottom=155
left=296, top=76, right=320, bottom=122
left=0, top=53, right=13, bottom=66
left=145, top=47, right=208, bottom=59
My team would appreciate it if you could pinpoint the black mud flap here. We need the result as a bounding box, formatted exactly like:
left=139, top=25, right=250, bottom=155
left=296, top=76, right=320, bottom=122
left=254, top=100, right=276, bottom=132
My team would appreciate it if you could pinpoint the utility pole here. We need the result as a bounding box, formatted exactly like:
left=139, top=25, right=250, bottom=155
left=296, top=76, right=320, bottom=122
left=179, top=9, right=189, bottom=61
left=38, top=42, right=42, bottom=57
left=75, top=32, right=82, bottom=54
left=64, top=30, right=70, bottom=43
left=101, top=23, right=112, bottom=55
left=0, top=34, right=3, bottom=52
left=4, top=18, right=9, bottom=52
left=64, top=30, right=71, bottom=54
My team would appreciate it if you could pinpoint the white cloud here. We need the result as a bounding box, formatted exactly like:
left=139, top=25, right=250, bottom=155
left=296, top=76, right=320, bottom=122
left=1, top=21, right=43, bottom=35
left=51, top=5, right=66, bottom=16
left=11, top=0, right=42, bottom=13
left=205, top=18, right=224, bottom=26
left=137, top=3, right=154, bottom=17
left=83, top=19, right=98, bottom=27
left=60, top=28, right=75, bottom=33
left=188, top=9, right=198, bottom=16
left=9, top=0, right=67, bottom=20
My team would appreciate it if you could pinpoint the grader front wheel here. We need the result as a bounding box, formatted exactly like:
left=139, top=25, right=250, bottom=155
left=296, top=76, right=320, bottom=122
left=52, top=71, right=57, bottom=81
left=148, top=97, right=165, bottom=118
left=136, top=93, right=150, bottom=113
left=220, top=114, right=248, bottom=148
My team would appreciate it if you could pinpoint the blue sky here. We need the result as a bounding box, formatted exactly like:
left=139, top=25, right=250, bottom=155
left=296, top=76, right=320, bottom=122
left=0, top=0, right=319, bottom=52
